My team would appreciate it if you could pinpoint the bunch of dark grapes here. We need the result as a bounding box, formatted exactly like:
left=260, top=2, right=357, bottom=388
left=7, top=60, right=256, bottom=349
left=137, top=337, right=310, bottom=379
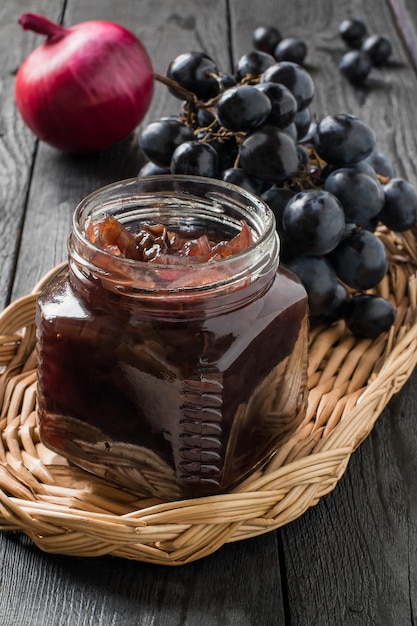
left=338, top=17, right=393, bottom=84
left=137, top=26, right=417, bottom=339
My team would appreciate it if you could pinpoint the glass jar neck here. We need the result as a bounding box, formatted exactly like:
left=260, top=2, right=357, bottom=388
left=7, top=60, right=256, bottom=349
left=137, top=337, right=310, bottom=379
left=67, top=176, right=280, bottom=317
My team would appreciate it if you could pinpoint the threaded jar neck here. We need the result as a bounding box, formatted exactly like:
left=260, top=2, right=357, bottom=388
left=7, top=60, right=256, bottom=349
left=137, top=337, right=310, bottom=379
left=68, top=175, right=279, bottom=317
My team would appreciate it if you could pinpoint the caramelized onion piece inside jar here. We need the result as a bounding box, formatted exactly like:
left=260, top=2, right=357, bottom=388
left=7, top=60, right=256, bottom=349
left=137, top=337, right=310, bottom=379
left=85, top=215, right=255, bottom=265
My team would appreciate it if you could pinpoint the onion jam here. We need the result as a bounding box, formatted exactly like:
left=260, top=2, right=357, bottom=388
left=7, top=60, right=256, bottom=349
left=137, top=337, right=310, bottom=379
left=36, top=176, right=309, bottom=500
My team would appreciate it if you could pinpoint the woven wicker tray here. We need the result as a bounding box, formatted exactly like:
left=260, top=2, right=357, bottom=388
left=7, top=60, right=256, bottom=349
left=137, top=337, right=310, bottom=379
left=1, top=224, right=417, bottom=566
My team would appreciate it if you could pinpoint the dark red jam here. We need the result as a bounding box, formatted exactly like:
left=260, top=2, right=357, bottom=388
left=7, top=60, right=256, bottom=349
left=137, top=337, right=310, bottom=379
left=36, top=176, right=309, bottom=500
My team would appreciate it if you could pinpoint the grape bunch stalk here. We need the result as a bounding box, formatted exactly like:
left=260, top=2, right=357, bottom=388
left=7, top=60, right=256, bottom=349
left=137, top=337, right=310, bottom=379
left=137, top=31, right=417, bottom=339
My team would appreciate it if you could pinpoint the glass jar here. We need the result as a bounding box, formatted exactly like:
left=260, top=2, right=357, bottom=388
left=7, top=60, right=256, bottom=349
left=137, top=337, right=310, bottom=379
left=36, top=175, right=309, bottom=500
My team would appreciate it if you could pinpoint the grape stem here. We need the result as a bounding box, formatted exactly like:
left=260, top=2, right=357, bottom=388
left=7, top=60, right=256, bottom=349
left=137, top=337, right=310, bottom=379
left=154, top=71, right=336, bottom=189
left=154, top=72, right=228, bottom=108
left=154, top=72, right=199, bottom=105
left=154, top=72, right=246, bottom=146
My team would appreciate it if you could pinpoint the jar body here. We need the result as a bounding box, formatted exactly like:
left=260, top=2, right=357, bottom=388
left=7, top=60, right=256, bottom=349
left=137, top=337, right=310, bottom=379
left=36, top=176, right=309, bottom=500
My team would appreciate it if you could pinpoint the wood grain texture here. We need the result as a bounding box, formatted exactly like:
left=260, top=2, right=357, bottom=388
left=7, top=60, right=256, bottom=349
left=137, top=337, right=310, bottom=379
left=281, top=373, right=417, bottom=625
left=1, top=0, right=417, bottom=624
left=389, top=0, right=417, bottom=71
left=0, top=0, right=63, bottom=309
left=0, top=532, right=283, bottom=626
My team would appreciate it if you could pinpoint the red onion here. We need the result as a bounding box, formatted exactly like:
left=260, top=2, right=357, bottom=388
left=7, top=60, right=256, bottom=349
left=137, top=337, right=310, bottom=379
left=15, top=13, right=154, bottom=153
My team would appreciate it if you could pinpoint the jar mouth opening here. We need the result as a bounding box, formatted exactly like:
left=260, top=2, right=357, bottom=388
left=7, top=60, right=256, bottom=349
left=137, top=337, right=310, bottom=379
left=72, top=175, right=278, bottom=271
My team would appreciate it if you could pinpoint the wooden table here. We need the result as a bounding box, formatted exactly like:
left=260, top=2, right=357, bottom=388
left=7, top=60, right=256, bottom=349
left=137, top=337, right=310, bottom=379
left=1, top=0, right=417, bottom=624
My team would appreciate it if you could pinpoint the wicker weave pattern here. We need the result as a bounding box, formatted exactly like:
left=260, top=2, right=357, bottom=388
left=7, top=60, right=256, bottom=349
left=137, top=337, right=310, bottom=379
left=1, top=227, right=417, bottom=565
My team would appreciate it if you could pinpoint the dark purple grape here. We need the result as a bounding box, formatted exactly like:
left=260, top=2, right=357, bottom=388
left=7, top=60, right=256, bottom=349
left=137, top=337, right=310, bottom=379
left=262, top=185, right=296, bottom=204
left=254, top=82, right=297, bottom=128
left=355, top=214, right=380, bottom=233
left=294, top=107, right=312, bottom=140
left=253, top=26, right=282, bottom=54
left=321, top=160, right=378, bottom=181
left=341, top=222, right=361, bottom=239
left=170, top=141, right=219, bottom=177
left=297, top=145, right=309, bottom=167
left=328, top=228, right=388, bottom=291
left=324, top=168, right=384, bottom=226
left=339, top=50, right=372, bottom=83
left=361, top=35, right=392, bottom=66
left=219, top=72, right=237, bottom=89
left=196, top=107, right=216, bottom=127
left=274, top=37, right=307, bottom=65
left=235, top=51, right=276, bottom=81
left=286, top=255, right=339, bottom=317
left=344, top=294, right=395, bottom=338
left=238, top=126, right=299, bottom=183
left=363, top=151, right=396, bottom=179
left=313, top=114, right=376, bottom=166
left=139, top=119, right=195, bottom=168
left=261, top=185, right=297, bottom=258
left=215, top=85, right=271, bottom=132
left=319, top=281, right=350, bottom=324
left=208, top=136, right=238, bottom=171
left=166, top=51, right=220, bottom=100
left=138, top=162, right=170, bottom=176
left=221, top=168, right=264, bottom=195
left=350, top=160, right=378, bottom=179
left=282, top=123, right=298, bottom=142
left=282, top=189, right=346, bottom=255
left=379, top=178, right=417, bottom=231
left=261, top=61, right=315, bottom=111
left=338, top=18, right=368, bottom=49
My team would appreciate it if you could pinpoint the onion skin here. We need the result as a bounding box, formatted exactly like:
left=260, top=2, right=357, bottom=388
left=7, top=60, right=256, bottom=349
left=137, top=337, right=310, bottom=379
left=15, top=14, right=154, bottom=153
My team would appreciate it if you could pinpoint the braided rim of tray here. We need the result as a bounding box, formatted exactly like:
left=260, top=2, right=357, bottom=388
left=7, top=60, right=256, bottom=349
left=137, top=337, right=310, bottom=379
left=0, top=224, right=416, bottom=566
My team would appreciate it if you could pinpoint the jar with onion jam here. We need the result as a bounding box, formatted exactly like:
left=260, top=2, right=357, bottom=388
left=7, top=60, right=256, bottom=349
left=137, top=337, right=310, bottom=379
left=36, top=175, right=309, bottom=500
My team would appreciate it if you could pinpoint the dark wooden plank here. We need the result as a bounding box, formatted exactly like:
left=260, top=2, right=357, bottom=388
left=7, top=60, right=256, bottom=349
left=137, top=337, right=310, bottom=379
left=389, top=0, right=417, bottom=71
left=1, top=1, right=287, bottom=625
left=228, top=1, right=417, bottom=623
left=0, top=0, right=64, bottom=308
left=0, top=533, right=283, bottom=626
left=281, top=373, right=417, bottom=625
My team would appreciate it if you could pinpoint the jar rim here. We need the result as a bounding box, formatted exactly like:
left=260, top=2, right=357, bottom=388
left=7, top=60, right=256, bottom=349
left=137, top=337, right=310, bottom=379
left=72, top=175, right=278, bottom=270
